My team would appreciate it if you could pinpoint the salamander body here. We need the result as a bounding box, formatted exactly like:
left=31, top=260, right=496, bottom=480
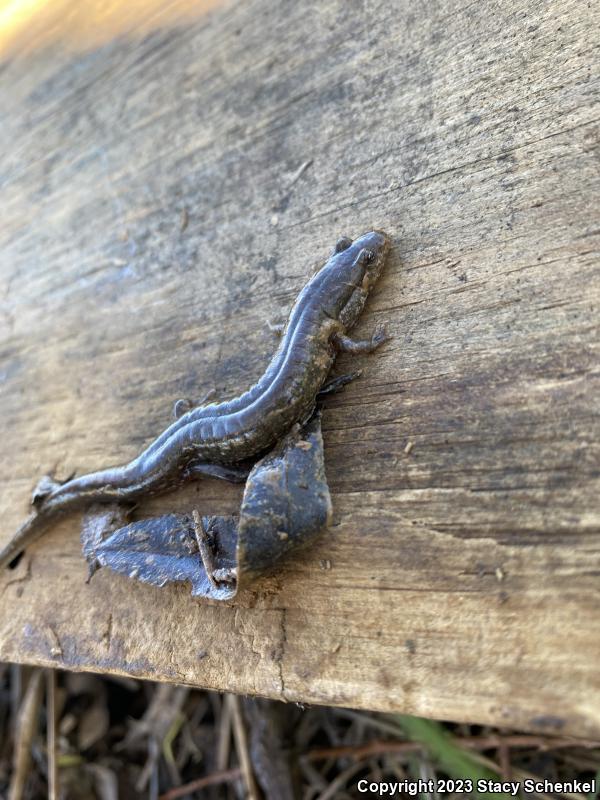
left=0, top=230, right=390, bottom=568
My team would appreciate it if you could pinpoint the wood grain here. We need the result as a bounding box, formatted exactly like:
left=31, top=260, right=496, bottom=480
left=0, top=0, right=599, bottom=736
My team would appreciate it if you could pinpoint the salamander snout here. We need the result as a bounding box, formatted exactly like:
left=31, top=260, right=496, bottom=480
left=320, top=229, right=391, bottom=327
left=353, top=229, right=390, bottom=260
left=349, top=230, right=390, bottom=293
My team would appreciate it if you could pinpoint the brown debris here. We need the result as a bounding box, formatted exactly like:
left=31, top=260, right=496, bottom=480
left=1, top=668, right=599, bottom=799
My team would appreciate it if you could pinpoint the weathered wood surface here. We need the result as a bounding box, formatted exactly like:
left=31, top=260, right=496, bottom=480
left=1, top=0, right=599, bottom=736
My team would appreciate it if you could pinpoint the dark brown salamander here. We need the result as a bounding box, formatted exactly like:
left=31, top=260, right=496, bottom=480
left=0, top=230, right=390, bottom=569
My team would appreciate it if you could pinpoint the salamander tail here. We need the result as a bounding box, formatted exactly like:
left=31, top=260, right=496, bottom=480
left=0, top=512, right=50, bottom=570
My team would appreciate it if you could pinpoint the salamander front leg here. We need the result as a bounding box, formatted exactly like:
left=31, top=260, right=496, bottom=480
left=266, top=320, right=285, bottom=336
left=333, top=236, right=353, bottom=254
left=332, top=323, right=391, bottom=355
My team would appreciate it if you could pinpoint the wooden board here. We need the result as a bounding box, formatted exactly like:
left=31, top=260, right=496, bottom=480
left=1, top=0, right=599, bottom=737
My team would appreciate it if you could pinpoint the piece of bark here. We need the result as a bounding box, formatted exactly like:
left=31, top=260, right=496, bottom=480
left=0, top=0, right=599, bottom=736
left=93, top=414, right=331, bottom=600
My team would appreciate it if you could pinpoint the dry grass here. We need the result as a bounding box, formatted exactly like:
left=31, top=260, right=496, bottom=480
left=1, top=665, right=598, bottom=799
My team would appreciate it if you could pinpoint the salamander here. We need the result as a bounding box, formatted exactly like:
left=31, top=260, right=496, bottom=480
left=0, top=230, right=390, bottom=569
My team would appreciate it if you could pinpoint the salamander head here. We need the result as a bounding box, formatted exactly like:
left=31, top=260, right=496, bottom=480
left=319, top=230, right=390, bottom=329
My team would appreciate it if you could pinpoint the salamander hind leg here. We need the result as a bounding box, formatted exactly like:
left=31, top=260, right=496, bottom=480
left=172, top=388, right=217, bottom=419
left=183, top=461, right=252, bottom=483
left=317, top=370, right=363, bottom=397
left=31, top=474, right=68, bottom=507
left=173, top=398, right=193, bottom=419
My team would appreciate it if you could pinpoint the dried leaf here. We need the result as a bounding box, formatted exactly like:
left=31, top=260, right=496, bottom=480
left=94, top=413, right=331, bottom=600
left=80, top=504, right=130, bottom=579
left=94, top=514, right=233, bottom=599
left=78, top=702, right=110, bottom=751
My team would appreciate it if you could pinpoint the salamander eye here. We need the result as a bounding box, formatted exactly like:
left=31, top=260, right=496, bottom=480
left=355, top=247, right=374, bottom=266
left=334, top=236, right=353, bottom=253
